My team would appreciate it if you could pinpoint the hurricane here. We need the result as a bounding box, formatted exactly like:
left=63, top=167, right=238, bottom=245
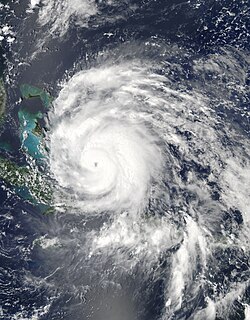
left=0, top=0, right=250, bottom=320
left=49, top=64, right=163, bottom=213
left=45, top=44, right=250, bottom=319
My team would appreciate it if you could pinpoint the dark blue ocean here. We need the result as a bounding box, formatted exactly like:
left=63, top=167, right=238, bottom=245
left=0, top=0, right=250, bottom=319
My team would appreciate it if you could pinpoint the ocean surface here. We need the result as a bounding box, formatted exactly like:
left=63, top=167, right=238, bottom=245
left=0, top=0, right=250, bottom=319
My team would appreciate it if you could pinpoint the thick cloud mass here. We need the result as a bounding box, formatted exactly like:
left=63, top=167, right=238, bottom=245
left=49, top=64, right=163, bottom=213
left=47, top=54, right=250, bottom=318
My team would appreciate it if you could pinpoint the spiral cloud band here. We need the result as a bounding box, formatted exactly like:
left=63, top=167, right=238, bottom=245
left=49, top=64, right=163, bottom=213
left=47, top=51, right=250, bottom=319
left=2, top=0, right=249, bottom=317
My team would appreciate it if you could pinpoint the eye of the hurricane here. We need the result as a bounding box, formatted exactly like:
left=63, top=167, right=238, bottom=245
left=80, top=147, right=118, bottom=196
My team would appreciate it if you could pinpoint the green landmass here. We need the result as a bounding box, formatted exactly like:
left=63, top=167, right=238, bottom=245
left=0, top=156, right=52, bottom=210
left=20, top=84, right=53, bottom=109
left=0, top=80, right=12, bottom=151
left=0, top=83, right=54, bottom=214
left=0, top=79, right=6, bottom=123
left=19, top=84, right=52, bottom=160
left=18, top=107, right=45, bottom=160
